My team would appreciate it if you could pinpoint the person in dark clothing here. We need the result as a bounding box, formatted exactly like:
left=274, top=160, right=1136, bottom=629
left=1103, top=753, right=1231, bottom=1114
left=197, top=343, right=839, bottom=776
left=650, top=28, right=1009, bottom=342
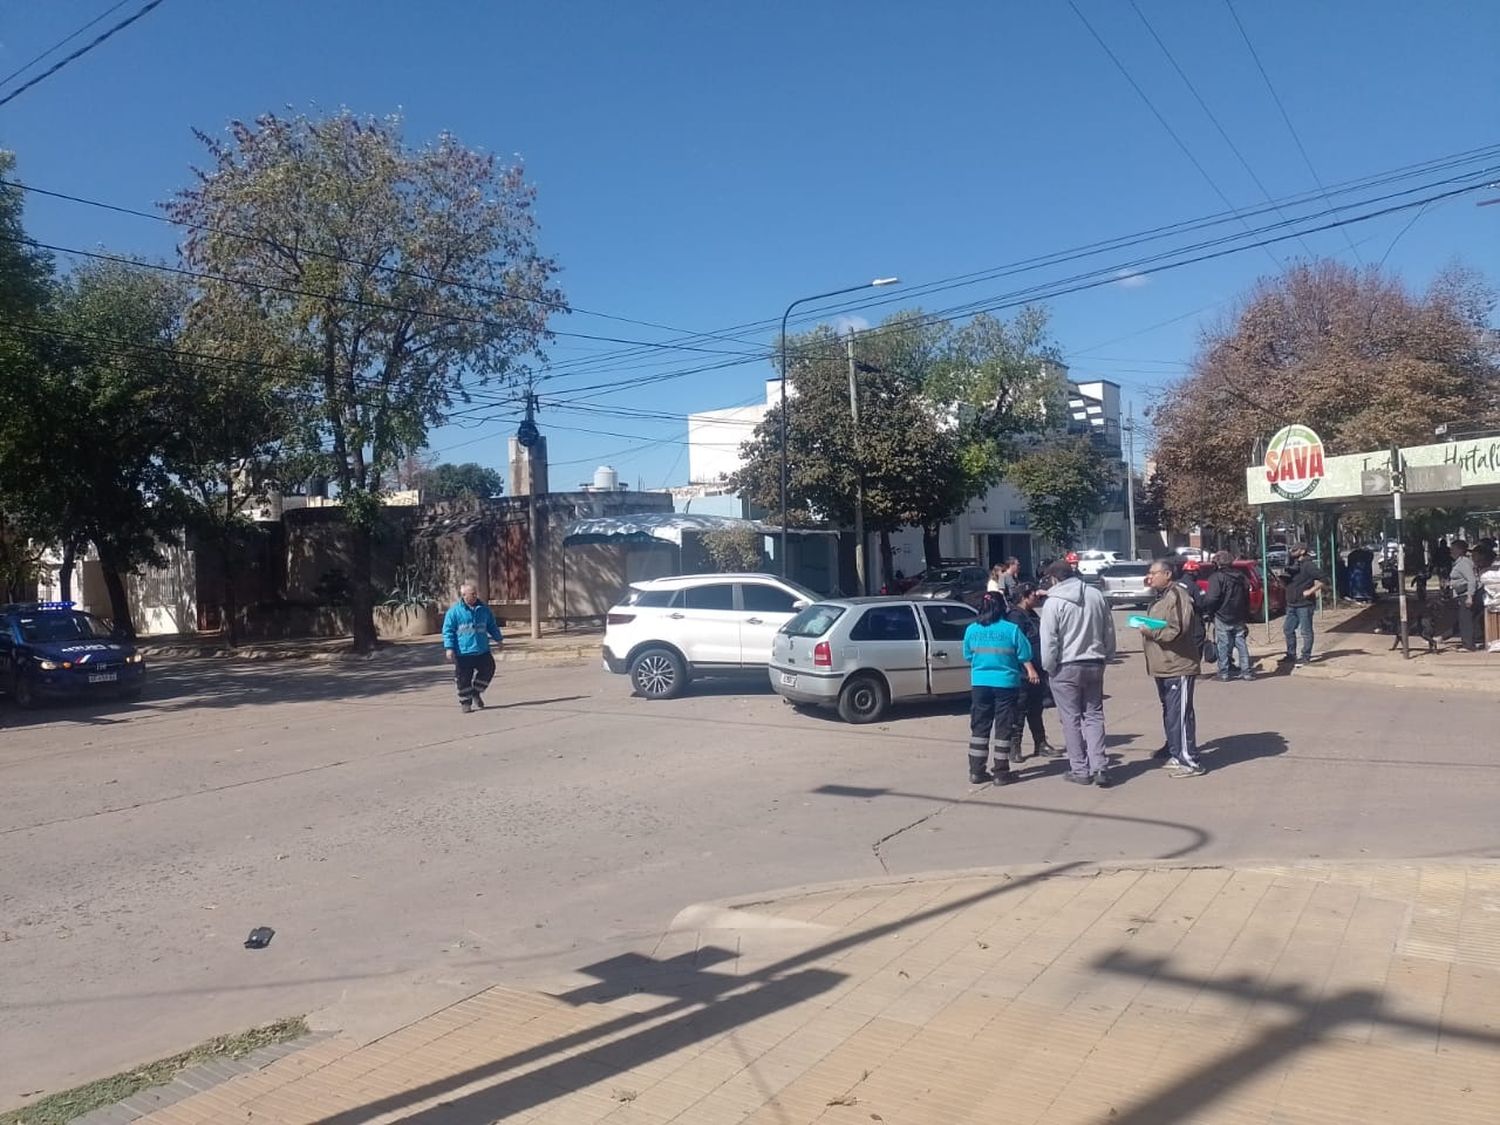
left=1280, top=544, right=1326, bottom=667
left=1201, top=551, right=1253, bottom=682
left=1006, top=583, right=1062, bottom=760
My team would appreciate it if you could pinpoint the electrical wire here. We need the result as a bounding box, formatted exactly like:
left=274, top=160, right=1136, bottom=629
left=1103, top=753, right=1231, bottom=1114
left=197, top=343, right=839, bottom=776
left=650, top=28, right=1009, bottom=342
left=1128, top=0, right=1317, bottom=259
left=1222, top=0, right=1364, bottom=263
left=1067, top=0, right=1283, bottom=269
left=0, top=0, right=167, bottom=109
left=0, top=0, right=133, bottom=90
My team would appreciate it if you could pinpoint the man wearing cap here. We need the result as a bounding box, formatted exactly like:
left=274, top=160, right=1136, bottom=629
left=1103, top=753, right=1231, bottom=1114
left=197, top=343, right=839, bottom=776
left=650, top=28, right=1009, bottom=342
left=1038, top=560, right=1117, bottom=787
left=1281, top=545, right=1326, bottom=668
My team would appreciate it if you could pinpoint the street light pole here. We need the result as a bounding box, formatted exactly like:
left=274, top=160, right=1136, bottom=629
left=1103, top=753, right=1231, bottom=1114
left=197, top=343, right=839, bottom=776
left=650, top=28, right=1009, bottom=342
left=778, top=278, right=899, bottom=577
left=846, top=327, right=866, bottom=595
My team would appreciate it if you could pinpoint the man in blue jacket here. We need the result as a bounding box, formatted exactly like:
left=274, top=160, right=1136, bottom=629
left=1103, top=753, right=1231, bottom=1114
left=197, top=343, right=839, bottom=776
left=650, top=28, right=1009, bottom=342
left=442, top=582, right=505, bottom=712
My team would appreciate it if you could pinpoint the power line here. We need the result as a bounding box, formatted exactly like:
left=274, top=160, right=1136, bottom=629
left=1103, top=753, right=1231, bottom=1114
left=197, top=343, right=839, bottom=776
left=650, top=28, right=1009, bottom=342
left=0, top=0, right=133, bottom=90
left=1067, top=0, right=1283, bottom=269
left=0, top=177, right=768, bottom=351
left=0, top=232, right=771, bottom=360
left=1222, top=0, right=1364, bottom=263
left=0, top=0, right=166, bottom=109
left=1128, top=0, right=1317, bottom=259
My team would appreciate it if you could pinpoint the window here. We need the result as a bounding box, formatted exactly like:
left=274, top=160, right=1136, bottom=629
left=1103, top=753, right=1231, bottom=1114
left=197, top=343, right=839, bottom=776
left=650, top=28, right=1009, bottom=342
left=741, top=584, right=799, bottom=614
left=851, top=605, right=920, bottom=642
left=783, top=604, right=845, bottom=638
left=922, top=604, right=977, bottom=642
left=17, top=612, right=113, bottom=643
left=626, top=588, right=679, bottom=608
left=684, top=584, right=735, bottom=611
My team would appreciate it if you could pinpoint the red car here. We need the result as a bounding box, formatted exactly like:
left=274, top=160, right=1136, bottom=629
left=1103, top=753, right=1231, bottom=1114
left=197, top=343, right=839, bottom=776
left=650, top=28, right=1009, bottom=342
left=1182, top=558, right=1286, bottom=619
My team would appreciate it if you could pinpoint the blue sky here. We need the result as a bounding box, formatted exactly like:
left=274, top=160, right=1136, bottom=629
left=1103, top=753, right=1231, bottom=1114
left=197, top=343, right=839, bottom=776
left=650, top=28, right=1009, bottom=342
left=2, top=0, right=1497, bottom=487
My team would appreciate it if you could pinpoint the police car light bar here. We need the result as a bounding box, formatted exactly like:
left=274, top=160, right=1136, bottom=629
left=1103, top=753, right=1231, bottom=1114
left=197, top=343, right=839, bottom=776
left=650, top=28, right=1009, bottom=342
left=38, top=601, right=75, bottom=610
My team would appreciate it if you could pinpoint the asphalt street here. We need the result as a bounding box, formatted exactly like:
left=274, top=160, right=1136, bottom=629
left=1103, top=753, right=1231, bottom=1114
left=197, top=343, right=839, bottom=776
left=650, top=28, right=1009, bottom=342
left=3, top=622, right=1497, bottom=1106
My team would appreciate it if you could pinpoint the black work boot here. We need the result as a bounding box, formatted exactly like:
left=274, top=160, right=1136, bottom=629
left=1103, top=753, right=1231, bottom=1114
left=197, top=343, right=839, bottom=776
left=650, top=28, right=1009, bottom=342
left=968, top=756, right=992, bottom=785
left=993, top=763, right=1018, bottom=786
left=1035, top=738, right=1064, bottom=758
left=1007, top=736, right=1025, bottom=765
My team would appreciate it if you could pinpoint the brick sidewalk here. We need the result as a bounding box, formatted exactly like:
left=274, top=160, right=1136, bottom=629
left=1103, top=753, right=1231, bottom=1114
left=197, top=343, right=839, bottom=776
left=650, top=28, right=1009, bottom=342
left=1234, top=603, right=1500, bottom=695
left=118, top=861, right=1500, bottom=1124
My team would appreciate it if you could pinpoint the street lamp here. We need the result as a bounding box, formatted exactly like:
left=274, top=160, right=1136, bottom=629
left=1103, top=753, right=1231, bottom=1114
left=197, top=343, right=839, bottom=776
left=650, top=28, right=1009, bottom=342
left=778, top=278, right=899, bottom=577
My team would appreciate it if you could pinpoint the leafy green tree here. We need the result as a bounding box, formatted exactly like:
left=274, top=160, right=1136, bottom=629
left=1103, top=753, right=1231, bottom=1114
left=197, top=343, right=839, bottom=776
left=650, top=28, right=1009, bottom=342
left=701, top=526, right=767, bottom=572
left=1006, top=436, right=1115, bottom=550
left=0, top=261, right=192, bottom=630
left=168, top=111, right=561, bottom=650
left=415, top=462, right=505, bottom=502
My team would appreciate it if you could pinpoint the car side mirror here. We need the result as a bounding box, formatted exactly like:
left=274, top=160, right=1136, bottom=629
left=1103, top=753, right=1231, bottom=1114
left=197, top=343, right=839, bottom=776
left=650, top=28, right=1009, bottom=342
left=791, top=599, right=810, bottom=611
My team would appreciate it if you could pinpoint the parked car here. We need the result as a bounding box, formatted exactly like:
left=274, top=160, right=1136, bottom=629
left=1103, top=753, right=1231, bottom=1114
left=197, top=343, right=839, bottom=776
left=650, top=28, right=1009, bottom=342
left=1072, top=550, right=1120, bottom=577
left=1182, top=559, right=1286, bottom=619
left=905, top=564, right=989, bottom=608
left=602, top=573, right=817, bottom=699
left=0, top=601, right=146, bottom=708
left=884, top=558, right=980, bottom=595
left=1094, top=561, right=1154, bottom=608
left=769, top=597, right=979, bottom=723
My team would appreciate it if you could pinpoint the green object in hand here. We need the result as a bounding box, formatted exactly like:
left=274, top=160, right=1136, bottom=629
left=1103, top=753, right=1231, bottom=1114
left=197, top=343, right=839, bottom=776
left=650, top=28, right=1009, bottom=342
left=1127, top=614, right=1168, bottom=630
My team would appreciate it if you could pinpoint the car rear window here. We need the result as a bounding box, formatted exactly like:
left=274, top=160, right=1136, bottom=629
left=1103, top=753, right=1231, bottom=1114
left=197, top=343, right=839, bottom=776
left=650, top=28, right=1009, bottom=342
left=851, top=605, right=920, bottom=642
left=1102, top=562, right=1151, bottom=577
left=782, top=604, right=846, bottom=638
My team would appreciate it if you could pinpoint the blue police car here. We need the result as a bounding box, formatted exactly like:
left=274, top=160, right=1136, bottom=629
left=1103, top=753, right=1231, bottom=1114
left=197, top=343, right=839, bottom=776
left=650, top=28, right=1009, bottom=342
left=0, top=602, right=146, bottom=708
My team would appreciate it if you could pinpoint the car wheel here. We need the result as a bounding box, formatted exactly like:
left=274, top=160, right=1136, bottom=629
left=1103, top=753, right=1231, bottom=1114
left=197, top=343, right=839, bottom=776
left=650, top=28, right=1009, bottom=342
left=629, top=648, right=687, bottom=700
left=837, top=673, right=889, bottom=724
left=13, top=674, right=37, bottom=709
left=120, top=686, right=144, bottom=702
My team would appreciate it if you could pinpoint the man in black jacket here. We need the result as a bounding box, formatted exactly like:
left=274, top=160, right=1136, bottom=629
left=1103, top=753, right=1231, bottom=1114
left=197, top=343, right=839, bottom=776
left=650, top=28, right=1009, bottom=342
left=1201, top=551, right=1253, bottom=681
left=1006, top=582, right=1062, bottom=760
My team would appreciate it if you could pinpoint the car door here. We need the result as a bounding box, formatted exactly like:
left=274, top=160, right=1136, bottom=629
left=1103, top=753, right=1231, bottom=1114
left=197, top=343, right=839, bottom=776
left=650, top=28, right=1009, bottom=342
left=848, top=604, right=927, bottom=700
left=678, top=582, right=741, bottom=667
left=920, top=603, right=977, bottom=696
left=737, top=582, right=803, bottom=666
left=0, top=618, right=14, bottom=685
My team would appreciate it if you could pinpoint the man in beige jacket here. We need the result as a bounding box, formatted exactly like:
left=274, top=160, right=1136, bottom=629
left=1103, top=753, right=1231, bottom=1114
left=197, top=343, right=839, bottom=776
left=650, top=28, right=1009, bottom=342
left=1138, top=559, right=1206, bottom=777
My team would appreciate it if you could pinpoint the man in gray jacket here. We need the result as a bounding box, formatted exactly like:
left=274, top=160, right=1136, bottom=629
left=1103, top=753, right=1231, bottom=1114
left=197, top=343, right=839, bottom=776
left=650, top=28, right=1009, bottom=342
left=1039, top=560, right=1118, bottom=787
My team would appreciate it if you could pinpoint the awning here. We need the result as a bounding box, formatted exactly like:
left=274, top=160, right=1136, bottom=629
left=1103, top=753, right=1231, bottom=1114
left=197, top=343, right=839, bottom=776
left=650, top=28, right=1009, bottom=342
left=563, top=511, right=835, bottom=546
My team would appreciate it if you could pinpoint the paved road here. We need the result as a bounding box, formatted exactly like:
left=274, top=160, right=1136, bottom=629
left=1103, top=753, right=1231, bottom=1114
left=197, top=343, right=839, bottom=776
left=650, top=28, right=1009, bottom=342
left=3, top=624, right=1497, bottom=1106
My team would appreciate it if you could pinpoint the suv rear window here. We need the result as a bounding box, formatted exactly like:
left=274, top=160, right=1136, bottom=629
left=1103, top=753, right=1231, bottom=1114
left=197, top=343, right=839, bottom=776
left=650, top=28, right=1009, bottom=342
left=625, top=588, right=679, bottom=608
left=851, top=605, right=920, bottom=642
left=782, top=604, right=846, bottom=638
left=1102, top=562, right=1151, bottom=577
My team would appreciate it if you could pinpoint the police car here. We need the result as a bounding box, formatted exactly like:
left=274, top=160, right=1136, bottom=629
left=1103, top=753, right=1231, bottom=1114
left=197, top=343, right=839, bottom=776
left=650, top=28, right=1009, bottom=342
left=0, top=602, right=146, bottom=708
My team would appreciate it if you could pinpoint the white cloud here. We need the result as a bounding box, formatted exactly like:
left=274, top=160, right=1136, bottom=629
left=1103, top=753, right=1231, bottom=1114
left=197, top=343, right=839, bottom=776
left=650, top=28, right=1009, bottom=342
left=1113, top=269, right=1150, bottom=290
left=831, top=314, right=872, bottom=334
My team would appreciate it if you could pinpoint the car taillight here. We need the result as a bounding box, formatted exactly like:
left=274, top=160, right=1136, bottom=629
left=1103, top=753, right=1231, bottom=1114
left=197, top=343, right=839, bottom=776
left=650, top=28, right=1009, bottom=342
left=606, top=612, right=635, bottom=626
left=813, top=641, right=832, bottom=667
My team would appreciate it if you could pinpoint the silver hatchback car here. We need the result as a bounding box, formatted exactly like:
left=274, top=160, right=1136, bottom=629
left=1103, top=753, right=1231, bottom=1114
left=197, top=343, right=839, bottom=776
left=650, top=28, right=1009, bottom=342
left=768, top=597, right=978, bottom=723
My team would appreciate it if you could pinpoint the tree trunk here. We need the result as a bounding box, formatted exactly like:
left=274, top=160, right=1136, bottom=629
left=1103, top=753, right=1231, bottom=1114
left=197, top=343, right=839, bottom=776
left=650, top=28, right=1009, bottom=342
left=922, top=525, right=942, bottom=569
left=878, top=530, right=895, bottom=593
left=97, top=549, right=136, bottom=636
left=349, top=522, right=378, bottom=652
left=59, top=539, right=77, bottom=604
left=219, top=535, right=239, bottom=648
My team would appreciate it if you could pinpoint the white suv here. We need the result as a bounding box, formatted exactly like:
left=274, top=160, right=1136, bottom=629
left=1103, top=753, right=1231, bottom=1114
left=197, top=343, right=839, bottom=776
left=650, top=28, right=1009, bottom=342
left=603, top=573, right=816, bottom=699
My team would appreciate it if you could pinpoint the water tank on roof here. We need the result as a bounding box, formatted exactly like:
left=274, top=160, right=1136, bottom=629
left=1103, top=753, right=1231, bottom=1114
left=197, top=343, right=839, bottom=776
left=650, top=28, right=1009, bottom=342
left=593, top=465, right=619, bottom=492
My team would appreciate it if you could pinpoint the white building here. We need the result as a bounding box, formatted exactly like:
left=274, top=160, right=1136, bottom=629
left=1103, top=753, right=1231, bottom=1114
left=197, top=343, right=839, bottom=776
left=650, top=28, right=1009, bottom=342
left=681, top=369, right=1130, bottom=580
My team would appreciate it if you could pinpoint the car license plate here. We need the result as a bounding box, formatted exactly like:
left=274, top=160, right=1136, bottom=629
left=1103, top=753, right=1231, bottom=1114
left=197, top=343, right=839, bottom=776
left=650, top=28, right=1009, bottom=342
left=779, top=673, right=796, bottom=687
left=88, top=672, right=117, bottom=684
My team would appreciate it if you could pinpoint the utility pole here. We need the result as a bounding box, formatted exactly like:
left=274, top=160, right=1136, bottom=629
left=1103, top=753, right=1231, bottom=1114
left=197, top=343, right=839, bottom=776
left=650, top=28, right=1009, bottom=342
left=1124, top=402, right=1138, bottom=560
left=846, top=328, right=866, bottom=595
